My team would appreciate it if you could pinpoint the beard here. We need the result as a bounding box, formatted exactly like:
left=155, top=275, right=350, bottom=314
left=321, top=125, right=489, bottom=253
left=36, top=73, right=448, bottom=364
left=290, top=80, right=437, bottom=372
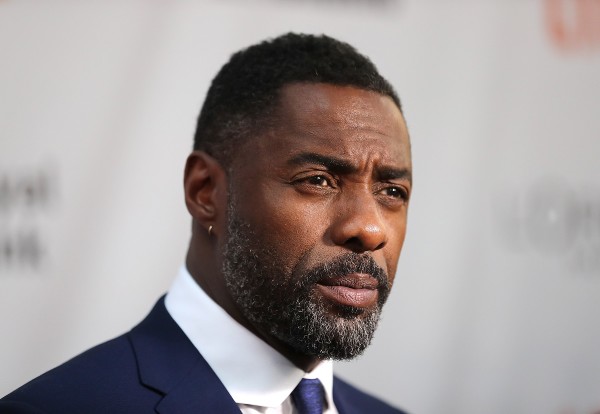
left=222, top=202, right=391, bottom=360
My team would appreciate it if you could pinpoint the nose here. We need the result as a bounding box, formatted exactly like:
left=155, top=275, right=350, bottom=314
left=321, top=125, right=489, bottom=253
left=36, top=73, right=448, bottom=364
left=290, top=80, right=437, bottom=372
left=330, top=190, right=387, bottom=253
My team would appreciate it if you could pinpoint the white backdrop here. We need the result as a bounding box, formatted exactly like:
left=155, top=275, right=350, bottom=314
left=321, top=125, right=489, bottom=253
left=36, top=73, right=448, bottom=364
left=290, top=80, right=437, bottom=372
left=1, top=1, right=599, bottom=413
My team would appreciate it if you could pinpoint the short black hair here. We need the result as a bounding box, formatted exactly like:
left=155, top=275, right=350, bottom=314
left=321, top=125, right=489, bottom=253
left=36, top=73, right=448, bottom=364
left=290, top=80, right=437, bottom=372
left=193, top=32, right=401, bottom=165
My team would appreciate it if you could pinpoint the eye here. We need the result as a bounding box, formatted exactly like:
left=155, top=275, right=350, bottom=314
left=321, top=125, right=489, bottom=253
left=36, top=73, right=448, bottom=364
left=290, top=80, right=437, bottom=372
left=305, top=175, right=331, bottom=187
left=291, top=173, right=337, bottom=193
left=379, top=185, right=409, bottom=201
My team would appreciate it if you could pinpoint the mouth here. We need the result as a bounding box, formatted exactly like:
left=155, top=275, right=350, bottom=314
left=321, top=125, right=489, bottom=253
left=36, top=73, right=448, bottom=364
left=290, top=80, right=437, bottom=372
left=316, top=273, right=379, bottom=309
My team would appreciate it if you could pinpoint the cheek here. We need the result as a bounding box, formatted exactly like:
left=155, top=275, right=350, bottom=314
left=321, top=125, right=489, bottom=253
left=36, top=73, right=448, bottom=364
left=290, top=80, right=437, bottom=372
left=239, top=186, right=329, bottom=259
left=383, top=214, right=408, bottom=285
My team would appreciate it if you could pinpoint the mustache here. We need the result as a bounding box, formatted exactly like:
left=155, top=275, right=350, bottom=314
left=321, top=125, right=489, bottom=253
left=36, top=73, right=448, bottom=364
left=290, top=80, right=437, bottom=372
left=299, top=253, right=390, bottom=291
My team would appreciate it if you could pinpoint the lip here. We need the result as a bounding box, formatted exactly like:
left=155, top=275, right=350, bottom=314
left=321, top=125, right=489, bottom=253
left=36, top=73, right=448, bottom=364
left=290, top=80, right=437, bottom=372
left=316, top=273, right=379, bottom=308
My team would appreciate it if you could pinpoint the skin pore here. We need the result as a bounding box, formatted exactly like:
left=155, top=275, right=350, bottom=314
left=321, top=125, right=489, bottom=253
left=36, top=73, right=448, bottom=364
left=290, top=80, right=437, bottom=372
left=184, top=83, right=412, bottom=372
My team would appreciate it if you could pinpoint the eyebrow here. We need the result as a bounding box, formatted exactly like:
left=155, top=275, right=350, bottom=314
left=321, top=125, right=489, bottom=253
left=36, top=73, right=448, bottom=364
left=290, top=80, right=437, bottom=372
left=288, top=152, right=412, bottom=185
left=288, top=152, right=356, bottom=174
left=378, top=167, right=412, bottom=185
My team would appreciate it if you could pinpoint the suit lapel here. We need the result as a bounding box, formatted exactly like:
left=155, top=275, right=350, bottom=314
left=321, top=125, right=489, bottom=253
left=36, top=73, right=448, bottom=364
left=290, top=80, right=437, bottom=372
left=332, top=377, right=358, bottom=414
left=128, top=297, right=241, bottom=414
left=154, top=359, right=241, bottom=414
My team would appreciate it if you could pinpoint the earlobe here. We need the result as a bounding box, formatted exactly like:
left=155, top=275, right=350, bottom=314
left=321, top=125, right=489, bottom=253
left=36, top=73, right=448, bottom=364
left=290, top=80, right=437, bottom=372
left=183, top=151, right=227, bottom=225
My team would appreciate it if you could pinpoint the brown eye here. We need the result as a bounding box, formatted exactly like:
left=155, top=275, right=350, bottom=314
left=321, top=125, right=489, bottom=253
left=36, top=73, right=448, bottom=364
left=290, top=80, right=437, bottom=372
left=306, top=175, right=330, bottom=187
left=381, top=186, right=408, bottom=201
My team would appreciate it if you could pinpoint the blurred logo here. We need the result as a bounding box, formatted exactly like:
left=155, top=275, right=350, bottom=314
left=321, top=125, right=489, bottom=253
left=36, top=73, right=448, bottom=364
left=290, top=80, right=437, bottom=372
left=493, top=177, right=600, bottom=274
left=545, top=0, right=600, bottom=51
left=0, top=164, right=59, bottom=273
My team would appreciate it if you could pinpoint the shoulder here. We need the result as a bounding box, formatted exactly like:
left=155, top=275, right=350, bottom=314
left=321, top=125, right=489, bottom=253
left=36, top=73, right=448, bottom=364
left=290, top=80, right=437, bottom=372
left=0, top=333, right=156, bottom=414
left=0, top=297, right=206, bottom=414
left=333, top=376, right=409, bottom=414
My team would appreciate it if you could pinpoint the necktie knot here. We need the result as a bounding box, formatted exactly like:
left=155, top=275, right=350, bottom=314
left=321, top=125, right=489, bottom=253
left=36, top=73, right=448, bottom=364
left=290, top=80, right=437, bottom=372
left=292, top=378, right=325, bottom=414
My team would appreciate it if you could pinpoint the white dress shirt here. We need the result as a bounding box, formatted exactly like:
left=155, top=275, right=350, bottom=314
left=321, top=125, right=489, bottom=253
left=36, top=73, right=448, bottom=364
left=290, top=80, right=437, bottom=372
left=165, top=266, right=339, bottom=414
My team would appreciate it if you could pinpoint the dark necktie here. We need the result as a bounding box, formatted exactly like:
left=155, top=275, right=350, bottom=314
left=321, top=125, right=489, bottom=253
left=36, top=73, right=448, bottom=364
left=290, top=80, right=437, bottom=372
left=291, top=378, right=325, bottom=414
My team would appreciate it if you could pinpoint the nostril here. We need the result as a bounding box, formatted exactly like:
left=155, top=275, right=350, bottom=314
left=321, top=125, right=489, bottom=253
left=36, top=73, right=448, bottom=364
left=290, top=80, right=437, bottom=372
left=344, top=236, right=367, bottom=253
left=343, top=237, right=386, bottom=253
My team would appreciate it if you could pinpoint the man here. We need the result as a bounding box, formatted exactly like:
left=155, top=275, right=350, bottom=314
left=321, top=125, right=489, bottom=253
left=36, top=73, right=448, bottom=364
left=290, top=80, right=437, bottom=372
left=1, top=33, right=412, bottom=414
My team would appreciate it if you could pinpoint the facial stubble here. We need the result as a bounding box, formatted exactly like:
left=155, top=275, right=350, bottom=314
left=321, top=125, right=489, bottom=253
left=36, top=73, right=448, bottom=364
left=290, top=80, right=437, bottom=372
left=222, top=200, right=391, bottom=360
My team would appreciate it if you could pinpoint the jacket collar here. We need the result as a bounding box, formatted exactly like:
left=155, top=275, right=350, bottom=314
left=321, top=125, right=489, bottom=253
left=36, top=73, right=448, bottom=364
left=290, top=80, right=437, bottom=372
left=128, top=296, right=241, bottom=414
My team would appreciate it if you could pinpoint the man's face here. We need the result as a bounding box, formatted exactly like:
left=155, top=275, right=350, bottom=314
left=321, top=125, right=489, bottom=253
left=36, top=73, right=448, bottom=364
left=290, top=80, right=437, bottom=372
left=222, top=83, right=411, bottom=359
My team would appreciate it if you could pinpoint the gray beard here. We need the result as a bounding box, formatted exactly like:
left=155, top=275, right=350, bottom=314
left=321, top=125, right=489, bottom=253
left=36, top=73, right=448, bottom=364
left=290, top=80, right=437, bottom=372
left=221, top=202, right=391, bottom=360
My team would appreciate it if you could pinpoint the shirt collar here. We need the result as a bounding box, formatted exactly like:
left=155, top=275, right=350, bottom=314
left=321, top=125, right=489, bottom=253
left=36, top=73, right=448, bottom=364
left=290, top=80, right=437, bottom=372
left=164, top=265, right=335, bottom=409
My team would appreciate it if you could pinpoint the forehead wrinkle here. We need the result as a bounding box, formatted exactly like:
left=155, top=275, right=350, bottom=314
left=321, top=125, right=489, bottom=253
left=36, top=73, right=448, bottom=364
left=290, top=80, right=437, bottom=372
left=285, top=101, right=401, bottom=139
left=292, top=121, right=407, bottom=163
left=281, top=115, right=404, bottom=154
left=328, top=99, right=400, bottom=134
left=277, top=83, right=403, bottom=134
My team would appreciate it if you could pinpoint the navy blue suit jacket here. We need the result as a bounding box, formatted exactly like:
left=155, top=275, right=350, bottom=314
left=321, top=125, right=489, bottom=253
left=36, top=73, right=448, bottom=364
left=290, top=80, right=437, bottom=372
left=0, top=298, right=406, bottom=414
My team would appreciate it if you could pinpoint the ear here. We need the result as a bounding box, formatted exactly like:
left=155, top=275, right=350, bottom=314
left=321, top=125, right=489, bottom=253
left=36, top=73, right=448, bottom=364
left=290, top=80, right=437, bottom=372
left=183, top=151, right=227, bottom=227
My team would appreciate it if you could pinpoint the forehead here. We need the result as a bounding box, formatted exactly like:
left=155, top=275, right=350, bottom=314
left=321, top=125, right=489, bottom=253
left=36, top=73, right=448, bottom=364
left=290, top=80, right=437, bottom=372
left=283, top=83, right=407, bottom=161
left=278, top=82, right=402, bottom=129
left=235, top=83, right=411, bottom=172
